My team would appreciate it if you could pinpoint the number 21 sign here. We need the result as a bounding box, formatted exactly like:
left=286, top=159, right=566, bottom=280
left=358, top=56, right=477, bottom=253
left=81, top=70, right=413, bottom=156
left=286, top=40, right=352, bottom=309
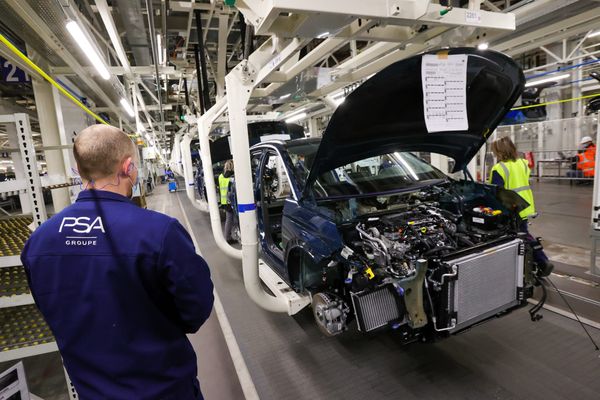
left=0, top=57, right=31, bottom=83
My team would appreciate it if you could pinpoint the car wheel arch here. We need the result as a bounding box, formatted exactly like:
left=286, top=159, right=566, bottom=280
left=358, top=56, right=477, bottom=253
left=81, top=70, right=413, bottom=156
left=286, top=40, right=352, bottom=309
left=286, top=244, right=323, bottom=288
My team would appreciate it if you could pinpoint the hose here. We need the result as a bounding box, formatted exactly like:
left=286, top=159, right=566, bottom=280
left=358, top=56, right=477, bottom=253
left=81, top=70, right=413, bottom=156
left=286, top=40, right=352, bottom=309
left=423, top=246, right=455, bottom=257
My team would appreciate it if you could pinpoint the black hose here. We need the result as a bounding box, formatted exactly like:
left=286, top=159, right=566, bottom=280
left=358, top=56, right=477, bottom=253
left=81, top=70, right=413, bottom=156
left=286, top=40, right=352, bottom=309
left=193, top=44, right=205, bottom=114
left=243, top=23, right=254, bottom=59
left=183, top=77, right=190, bottom=108
left=423, top=246, right=455, bottom=257
left=528, top=276, right=546, bottom=321
left=456, top=234, right=475, bottom=247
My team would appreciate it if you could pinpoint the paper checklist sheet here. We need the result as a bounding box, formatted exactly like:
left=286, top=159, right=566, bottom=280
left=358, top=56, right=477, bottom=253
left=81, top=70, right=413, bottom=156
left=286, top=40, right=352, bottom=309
left=421, top=54, right=469, bottom=133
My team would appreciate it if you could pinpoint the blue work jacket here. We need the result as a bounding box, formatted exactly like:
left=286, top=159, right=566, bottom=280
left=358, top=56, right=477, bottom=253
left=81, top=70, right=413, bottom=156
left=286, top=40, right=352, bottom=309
left=21, top=190, right=214, bottom=399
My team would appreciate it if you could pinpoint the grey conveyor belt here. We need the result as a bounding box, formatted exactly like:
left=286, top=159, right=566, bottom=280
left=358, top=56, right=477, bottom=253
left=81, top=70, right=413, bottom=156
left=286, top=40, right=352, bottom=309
left=152, top=186, right=600, bottom=400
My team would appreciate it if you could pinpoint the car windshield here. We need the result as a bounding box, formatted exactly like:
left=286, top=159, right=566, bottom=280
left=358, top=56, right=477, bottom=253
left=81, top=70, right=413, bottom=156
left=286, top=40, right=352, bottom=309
left=287, top=141, right=446, bottom=199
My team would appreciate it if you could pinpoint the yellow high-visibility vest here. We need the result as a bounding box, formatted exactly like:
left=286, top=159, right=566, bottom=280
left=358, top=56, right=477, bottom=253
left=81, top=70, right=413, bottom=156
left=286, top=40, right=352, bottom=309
left=218, top=174, right=230, bottom=205
left=489, top=158, right=535, bottom=219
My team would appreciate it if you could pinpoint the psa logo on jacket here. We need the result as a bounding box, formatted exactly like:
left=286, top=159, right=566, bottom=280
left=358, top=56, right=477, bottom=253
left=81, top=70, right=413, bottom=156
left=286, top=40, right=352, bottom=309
left=59, top=216, right=105, bottom=246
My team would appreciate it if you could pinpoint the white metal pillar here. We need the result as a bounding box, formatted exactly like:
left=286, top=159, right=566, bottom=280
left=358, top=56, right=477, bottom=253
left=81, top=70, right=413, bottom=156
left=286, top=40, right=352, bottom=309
left=430, top=153, right=449, bottom=174
left=226, top=65, right=288, bottom=312
left=30, top=73, right=70, bottom=212
left=478, top=146, right=486, bottom=182
left=307, top=117, right=319, bottom=138
left=589, top=111, right=600, bottom=275
left=216, top=13, right=229, bottom=99
left=197, top=98, right=241, bottom=259
left=180, top=133, right=196, bottom=203
left=50, top=87, right=74, bottom=181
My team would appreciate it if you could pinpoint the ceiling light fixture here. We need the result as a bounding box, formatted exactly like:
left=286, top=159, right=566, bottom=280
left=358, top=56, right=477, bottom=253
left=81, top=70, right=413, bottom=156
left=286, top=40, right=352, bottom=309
left=588, top=30, right=600, bottom=39
left=285, top=112, right=307, bottom=124
left=317, top=32, right=330, bottom=39
left=279, top=93, right=291, bottom=100
left=156, top=34, right=164, bottom=65
left=477, top=42, right=489, bottom=50
left=120, top=98, right=135, bottom=117
left=66, top=20, right=111, bottom=80
left=525, top=73, right=570, bottom=87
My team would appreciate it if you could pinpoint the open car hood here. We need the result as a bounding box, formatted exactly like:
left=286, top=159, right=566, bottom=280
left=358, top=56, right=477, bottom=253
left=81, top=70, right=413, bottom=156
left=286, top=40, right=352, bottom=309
left=304, top=48, right=524, bottom=191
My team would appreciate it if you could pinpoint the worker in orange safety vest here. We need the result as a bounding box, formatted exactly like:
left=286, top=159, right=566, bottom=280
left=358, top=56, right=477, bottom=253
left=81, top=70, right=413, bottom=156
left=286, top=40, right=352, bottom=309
left=567, top=136, right=596, bottom=179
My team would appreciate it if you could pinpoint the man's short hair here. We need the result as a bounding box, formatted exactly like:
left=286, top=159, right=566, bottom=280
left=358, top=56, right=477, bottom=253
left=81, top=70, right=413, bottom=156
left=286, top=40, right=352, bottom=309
left=74, top=125, right=137, bottom=181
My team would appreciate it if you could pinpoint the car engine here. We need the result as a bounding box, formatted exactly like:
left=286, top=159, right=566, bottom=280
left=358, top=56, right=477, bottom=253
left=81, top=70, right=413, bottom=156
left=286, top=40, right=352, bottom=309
left=313, top=182, right=536, bottom=340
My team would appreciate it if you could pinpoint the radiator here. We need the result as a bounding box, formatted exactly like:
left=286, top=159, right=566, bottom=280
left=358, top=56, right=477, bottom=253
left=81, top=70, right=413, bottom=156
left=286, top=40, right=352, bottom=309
left=447, top=239, right=524, bottom=332
left=351, top=285, right=403, bottom=332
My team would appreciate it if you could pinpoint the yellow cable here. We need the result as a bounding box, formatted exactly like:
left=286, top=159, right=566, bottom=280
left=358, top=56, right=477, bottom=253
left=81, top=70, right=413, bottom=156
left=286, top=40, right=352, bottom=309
left=511, top=93, right=600, bottom=110
left=0, top=33, right=110, bottom=125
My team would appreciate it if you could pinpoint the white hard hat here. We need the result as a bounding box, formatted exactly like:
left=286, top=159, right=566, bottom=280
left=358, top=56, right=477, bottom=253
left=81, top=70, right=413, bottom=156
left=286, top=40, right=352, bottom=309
left=580, top=136, right=593, bottom=145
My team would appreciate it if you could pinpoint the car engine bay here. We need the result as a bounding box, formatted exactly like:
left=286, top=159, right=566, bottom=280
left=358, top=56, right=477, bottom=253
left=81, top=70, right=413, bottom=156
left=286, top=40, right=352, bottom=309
left=311, top=181, right=537, bottom=340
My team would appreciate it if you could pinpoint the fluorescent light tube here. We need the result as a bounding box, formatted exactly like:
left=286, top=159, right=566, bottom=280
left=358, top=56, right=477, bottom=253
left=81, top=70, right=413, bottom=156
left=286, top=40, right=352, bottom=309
left=588, top=31, right=600, bottom=39
left=525, top=73, right=570, bottom=87
left=120, top=98, right=135, bottom=117
left=66, top=20, right=111, bottom=80
left=157, top=34, right=163, bottom=65
left=285, top=112, right=307, bottom=123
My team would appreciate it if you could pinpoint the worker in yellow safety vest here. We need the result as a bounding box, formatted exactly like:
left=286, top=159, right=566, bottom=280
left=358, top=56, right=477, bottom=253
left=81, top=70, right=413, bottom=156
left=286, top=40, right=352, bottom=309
left=489, top=137, right=553, bottom=277
left=218, top=160, right=235, bottom=244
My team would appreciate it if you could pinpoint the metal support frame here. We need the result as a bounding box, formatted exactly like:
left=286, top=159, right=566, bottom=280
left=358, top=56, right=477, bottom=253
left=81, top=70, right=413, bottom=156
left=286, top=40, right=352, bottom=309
left=0, top=114, right=47, bottom=226
left=216, top=13, right=229, bottom=98
left=196, top=97, right=241, bottom=259
left=236, top=0, right=514, bottom=36
left=29, top=55, right=71, bottom=213
left=179, top=125, right=208, bottom=212
left=226, top=67, right=294, bottom=312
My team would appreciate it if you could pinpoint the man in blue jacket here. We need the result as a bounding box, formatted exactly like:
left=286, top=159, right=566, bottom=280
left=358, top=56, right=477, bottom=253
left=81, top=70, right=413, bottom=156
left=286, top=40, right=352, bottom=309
left=21, top=125, right=214, bottom=399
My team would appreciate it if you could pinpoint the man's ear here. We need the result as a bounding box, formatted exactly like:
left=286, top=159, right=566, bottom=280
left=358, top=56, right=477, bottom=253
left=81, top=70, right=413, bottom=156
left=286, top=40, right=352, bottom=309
left=121, top=157, right=133, bottom=176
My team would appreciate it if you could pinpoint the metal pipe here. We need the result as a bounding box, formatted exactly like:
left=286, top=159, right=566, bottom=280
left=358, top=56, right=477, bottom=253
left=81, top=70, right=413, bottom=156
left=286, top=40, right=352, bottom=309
left=424, top=277, right=457, bottom=332
left=195, top=9, right=212, bottom=110
left=144, top=0, right=166, bottom=138
left=226, top=68, right=287, bottom=312
left=197, top=97, right=242, bottom=259
left=180, top=130, right=208, bottom=212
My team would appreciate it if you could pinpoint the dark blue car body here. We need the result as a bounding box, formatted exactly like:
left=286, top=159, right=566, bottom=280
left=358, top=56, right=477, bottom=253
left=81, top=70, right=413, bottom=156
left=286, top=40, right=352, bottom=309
left=246, top=49, right=541, bottom=340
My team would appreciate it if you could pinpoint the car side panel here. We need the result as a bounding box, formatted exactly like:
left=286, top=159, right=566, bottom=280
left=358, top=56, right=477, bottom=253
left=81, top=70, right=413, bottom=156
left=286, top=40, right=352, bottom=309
left=282, top=199, right=343, bottom=283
